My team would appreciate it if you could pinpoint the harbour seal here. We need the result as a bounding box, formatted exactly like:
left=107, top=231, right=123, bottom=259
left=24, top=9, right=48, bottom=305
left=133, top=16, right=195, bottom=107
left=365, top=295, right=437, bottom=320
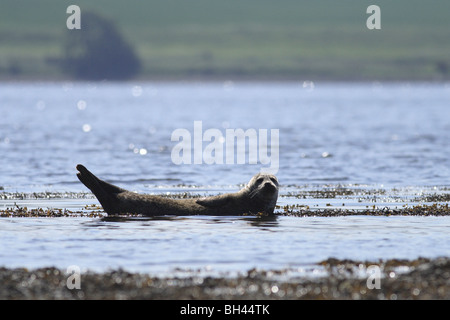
left=76, top=164, right=278, bottom=216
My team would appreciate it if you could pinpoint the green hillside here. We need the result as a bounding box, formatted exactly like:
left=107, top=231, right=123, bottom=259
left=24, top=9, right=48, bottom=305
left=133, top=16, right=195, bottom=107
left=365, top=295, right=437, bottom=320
left=1, top=0, right=449, bottom=80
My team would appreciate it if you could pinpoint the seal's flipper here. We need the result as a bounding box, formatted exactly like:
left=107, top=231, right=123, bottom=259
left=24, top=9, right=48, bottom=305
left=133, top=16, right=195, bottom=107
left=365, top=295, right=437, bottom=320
left=196, top=195, right=231, bottom=208
left=76, top=164, right=125, bottom=194
left=76, top=164, right=122, bottom=214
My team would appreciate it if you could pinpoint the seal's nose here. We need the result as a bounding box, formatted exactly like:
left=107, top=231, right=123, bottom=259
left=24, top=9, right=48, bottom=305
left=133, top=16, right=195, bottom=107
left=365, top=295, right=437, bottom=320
left=263, top=182, right=276, bottom=192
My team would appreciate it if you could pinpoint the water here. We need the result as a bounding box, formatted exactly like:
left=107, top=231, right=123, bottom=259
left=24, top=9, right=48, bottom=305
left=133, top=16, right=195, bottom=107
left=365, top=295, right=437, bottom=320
left=1, top=81, right=450, bottom=275
left=1, top=215, right=449, bottom=275
left=1, top=81, right=450, bottom=190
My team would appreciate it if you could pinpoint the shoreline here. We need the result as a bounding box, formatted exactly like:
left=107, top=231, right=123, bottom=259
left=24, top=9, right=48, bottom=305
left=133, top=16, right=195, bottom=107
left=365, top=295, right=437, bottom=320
left=1, top=187, right=450, bottom=217
left=1, top=203, right=450, bottom=217
left=1, top=257, right=448, bottom=300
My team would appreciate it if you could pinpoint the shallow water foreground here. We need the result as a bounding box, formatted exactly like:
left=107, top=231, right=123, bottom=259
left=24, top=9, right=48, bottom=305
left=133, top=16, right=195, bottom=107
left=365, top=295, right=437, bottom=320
left=1, top=183, right=450, bottom=277
left=1, top=204, right=450, bottom=276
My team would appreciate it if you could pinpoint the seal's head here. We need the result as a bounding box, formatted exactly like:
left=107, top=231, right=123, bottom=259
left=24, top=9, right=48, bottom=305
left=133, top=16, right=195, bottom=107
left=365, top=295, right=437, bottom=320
left=246, top=173, right=279, bottom=214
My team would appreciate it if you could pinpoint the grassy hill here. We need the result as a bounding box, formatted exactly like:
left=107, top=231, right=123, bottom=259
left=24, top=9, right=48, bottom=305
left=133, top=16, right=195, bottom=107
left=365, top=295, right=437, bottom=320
left=1, top=0, right=449, bottom=81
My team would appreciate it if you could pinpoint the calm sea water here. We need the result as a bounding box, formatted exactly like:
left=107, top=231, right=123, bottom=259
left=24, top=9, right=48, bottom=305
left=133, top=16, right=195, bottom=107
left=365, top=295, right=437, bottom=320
left=1, top=215, right=449, bottom=275
left=1, top=82, right=450, bottom=274
left=1, top=81, right=450, bottom=190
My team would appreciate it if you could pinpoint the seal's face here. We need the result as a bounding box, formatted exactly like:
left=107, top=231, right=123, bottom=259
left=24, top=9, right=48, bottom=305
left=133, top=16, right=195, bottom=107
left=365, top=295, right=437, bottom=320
left=247, top=173, right=279, bottom=210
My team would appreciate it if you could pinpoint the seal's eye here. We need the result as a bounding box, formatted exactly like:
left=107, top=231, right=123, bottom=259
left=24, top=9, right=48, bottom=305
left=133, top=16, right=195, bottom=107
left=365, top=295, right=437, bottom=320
left=256, top=178, right=264, bottom=184
left=270, top=177, right=278, bottom=185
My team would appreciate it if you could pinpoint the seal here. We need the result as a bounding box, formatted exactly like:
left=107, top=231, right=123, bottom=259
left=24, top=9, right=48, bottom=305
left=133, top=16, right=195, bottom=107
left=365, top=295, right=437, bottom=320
left=76, top=164, right=278, bottom=216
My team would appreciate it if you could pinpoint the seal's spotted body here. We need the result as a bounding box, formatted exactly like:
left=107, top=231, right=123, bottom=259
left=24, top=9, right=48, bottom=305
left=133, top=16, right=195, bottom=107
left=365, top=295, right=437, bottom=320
left=76, top=164, right=278, bottom=216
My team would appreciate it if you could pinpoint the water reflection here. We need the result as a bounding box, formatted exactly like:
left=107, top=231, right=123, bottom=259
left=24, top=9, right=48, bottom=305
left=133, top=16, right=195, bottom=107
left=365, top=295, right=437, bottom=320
left=100, top=215, right=181, bottom=223
left=239, top=215, right=279, bottom=229
left=80, top=219, right=122, bottom=229
left=97, top=214, right=280, bottom=229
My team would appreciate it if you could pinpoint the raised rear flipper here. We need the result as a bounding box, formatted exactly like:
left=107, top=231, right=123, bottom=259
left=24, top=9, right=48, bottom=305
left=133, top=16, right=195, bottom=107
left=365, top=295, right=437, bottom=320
left=76, top=164, right=123, bottom=214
